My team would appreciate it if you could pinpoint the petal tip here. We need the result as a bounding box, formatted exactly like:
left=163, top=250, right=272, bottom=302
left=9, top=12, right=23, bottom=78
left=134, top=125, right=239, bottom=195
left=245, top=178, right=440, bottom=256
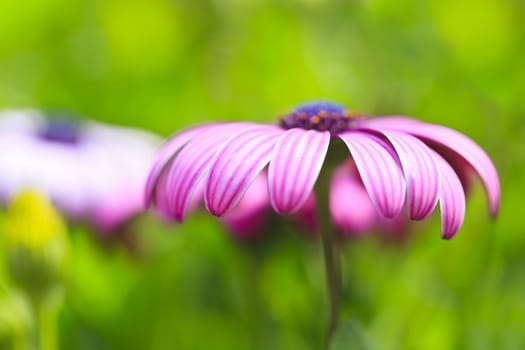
left=207, top=205, right=226, bottom=217
left=408, top=209, right=433, bottom=221
left=379, top=208, right=403, bottom=220
left=441, top=227, right=459, bottom=240
left=271, top=202, right=299, bottom=216
left=441, top=224, right=462, bottom=241
left=489, top=203, right=500, bottom=219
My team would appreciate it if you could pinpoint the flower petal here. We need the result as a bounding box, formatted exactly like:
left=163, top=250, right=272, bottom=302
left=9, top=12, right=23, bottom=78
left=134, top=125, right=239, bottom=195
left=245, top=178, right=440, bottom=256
left=361, top=117, right=500, bottom=217
left=149, top=156, right=177, bottom=222
left=360, top=116, right=422, bottom=130
left=330, top=164, right=377, bottom=236
left=144, top=123, right=216, bottom=208
left=268, top=129, right=330, bottom=214
left=220, top=174, right=270, bottom=240
left=165, top=123, right=254, bottom=221
left=205, top=125, right=283, bottom=216
left=374, top=130, right=440, bottom=220
left=338, top=131, right=406, bottom=218
left=293, top=194, right=318, bottom=234
left=432, top=151, right=466, bottom=239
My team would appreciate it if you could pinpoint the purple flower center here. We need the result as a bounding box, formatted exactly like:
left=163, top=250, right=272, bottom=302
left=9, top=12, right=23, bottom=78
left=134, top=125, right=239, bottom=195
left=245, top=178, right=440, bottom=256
left=38, top=118, right=82, bottom=145
left=279, top=102, right=362, bottom=134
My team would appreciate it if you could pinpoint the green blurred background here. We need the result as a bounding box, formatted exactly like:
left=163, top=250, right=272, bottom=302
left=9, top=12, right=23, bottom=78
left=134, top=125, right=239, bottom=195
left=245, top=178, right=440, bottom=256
left=0, top=0, right=524, bottom=349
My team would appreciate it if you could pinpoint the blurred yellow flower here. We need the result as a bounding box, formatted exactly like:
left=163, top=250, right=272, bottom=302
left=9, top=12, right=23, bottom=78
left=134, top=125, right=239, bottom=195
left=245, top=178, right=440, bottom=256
left=2, top=190, right=69, bottom=300
left=4, top=190, right=66, bottom=250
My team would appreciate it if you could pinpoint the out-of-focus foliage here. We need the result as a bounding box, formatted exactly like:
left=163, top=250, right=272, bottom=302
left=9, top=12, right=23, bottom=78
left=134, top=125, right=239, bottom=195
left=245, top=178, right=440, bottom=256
left=0, top=289, right=33, bottom=349
left=0, top=0, right=523, bottom=349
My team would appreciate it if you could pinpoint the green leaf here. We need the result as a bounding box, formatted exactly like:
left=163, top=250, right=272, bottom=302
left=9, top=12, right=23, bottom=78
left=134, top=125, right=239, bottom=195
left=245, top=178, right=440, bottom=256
left=329, top=318, right=374, bottom=350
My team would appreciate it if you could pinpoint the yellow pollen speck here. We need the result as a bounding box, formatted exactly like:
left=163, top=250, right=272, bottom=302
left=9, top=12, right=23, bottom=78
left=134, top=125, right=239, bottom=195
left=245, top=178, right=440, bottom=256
left=319, top=110, right=327, bottom=118
left=311, top=116, right=320, bottom=124
left=330, top=112, right=338, bottom=120
left=343, top=110, right=360, bottom=119
left=298, top=112, right=307, bottom=120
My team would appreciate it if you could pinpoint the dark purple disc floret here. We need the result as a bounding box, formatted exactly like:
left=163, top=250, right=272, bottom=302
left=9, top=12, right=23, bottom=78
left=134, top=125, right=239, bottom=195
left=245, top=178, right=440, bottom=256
left=38, top=118, right=82, bottom=145
left=279, top=101, right=362, bottom=135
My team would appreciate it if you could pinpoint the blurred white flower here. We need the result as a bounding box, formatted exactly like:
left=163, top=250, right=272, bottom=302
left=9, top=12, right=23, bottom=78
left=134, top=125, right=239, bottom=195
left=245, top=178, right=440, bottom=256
left=0, top=109, right=161, bottom=234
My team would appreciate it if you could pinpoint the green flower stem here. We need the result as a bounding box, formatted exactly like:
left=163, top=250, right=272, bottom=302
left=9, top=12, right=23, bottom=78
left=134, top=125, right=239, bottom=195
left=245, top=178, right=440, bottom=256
left=320, top=212, right=341, bottom=349
left=36, top=298, right=59, bottom=350
left=13, top=334, right=31, bottom=350
left=315, top=148, right=343, bottom=349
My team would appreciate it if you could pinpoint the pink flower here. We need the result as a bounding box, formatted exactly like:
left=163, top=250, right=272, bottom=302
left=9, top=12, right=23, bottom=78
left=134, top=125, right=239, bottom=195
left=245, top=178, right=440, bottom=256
left=145, top=102, right=500, bottom=239
left=0, top=109, right=161, bottom=234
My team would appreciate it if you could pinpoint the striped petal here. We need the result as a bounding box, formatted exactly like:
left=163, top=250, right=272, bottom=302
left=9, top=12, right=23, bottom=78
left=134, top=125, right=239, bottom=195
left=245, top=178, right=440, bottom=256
left=362, top=117, right=500, bottom=217
left=220, top=174, right=270, bottom=239
left=293, top=194, right=318, bottom=234
left=165, top=123, right=253, bottom=221
left=151, top=156, right=177, bottom=222
left=374, top=130, right=440, bottom=220
left=205, top=125, right=283, bottom=216
left=360, top=116, right=422, bottom=130
left=268, top=129, right=330, bottom=214
left=330, top=164, right=377, bottom=236
left=338, top=131, right=406, bottom=218
left=144, top=123, right=216, bottom=207
left=432, top=151, right=466, bottom=239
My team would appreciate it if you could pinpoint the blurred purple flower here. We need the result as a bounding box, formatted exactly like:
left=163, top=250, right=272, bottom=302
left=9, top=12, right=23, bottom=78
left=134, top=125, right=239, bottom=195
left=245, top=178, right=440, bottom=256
left=145, top=102, right=500, bottom=239
left=0, top=109, right=161, bottom=234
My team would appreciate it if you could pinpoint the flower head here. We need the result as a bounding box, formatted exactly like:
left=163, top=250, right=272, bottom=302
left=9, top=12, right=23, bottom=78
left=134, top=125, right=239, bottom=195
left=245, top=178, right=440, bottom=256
left=0, top=110, right=161, bottom=233
left=146, top=101, right=500, bottom=239
left=2, top=191, right=68, bottom=299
